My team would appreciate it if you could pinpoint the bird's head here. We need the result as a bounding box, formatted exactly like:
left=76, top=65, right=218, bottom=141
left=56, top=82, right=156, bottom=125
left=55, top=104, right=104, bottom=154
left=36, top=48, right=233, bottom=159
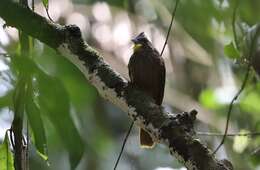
left=131, top=32, right=151, bottom=52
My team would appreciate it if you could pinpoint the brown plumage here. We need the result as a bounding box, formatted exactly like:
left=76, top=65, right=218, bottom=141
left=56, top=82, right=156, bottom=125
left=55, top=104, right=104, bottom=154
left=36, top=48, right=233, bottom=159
left=128, top=32, right=166, bottom=148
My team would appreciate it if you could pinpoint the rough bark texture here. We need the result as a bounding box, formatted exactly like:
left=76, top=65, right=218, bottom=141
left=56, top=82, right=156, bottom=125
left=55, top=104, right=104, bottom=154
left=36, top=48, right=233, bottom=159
left=0, top=0, right=233, bottom=169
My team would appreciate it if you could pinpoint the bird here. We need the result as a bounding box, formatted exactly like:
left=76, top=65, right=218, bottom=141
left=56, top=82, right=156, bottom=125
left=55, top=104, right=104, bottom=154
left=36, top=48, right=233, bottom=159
left=128, top=32, right=166, bottom=148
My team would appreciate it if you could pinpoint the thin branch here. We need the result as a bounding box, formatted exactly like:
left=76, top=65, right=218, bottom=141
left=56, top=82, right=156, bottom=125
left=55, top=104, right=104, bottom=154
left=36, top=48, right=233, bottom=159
left=42, top=1, right=54, bottom=22
left=197, top=131, right=260, bottom=137
left=0, top=53, right=9, bottom=56
left=160, top=0, right=180, bottom=56
left=12, top=1, right=30, bottom=169
left=7, top=129, right=15, bottom=150
left=113, top=122, right=134, bottom=170
left=44, top=7, right=54, bottom=22
left=31, top=0, right=34, bottom=11
left=212, top=64, right=251, bottom=155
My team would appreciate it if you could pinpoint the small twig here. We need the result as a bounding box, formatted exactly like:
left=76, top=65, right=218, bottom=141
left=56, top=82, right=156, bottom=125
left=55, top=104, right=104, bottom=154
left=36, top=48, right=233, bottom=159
left=160, top=0, right=180, bottom=56
left=0, top=53, right=9, bottom=57
left=212, top=64, right=251, bottom=155
left=7, top=129, right=15, bottom=150
left=44, top=6, right=54, bottom=22
left=31, top=0, right=34, bottom=11
left=197, top=131, right=260, bottom=137
left=113, top=122, right=134, bottom=170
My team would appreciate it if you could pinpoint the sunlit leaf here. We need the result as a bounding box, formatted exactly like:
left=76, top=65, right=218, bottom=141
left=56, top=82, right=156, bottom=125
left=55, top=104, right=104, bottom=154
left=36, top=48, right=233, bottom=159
left=240, top=90, right=260, bottom=114
left=0, top=132, right=15, bottom=170
left=42, top=0, right=48, bottom=8
left=36, top=71, right=84, bottom=169
left=224, top=41, right=240, bottom=59
left=233, top=130, right=249, bottom=153
left=199, top=89, right=221, bottom=109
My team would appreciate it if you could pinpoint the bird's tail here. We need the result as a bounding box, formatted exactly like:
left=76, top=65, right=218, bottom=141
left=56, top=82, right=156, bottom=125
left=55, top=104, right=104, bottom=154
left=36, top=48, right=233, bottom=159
left=139, top=128, right=155, bottom=148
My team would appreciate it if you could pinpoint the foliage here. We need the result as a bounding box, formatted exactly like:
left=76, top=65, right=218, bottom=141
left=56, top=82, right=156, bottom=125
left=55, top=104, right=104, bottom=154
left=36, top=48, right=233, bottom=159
left=224, top=41, right=240, bottom=59
left=0, top=132, right=14, bottom=170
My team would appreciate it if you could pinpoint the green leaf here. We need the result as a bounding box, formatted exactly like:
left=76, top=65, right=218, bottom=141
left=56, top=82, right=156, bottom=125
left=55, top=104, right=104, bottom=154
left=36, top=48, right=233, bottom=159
left=0, top=132, right=15, bottom=170
left=42, top=0, right=49, bottom=8
left=199, top=89, right=221, bottom=109
left=26, top=79, right=47, bottom=158
left=36, top=71, right=84, bottom=169
left=240, top=90, right=260, bottom=120
left=224, top=41, right=240, bottom=59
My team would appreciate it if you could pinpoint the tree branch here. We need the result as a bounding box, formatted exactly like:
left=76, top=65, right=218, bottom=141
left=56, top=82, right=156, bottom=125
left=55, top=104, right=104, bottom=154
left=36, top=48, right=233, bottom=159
left=0, top=0, right=233, bottom=169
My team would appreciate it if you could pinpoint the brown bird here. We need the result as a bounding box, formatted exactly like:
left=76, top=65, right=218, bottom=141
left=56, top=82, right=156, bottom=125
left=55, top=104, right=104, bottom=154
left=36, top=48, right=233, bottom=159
left=128, top=32, right=166, bottom=148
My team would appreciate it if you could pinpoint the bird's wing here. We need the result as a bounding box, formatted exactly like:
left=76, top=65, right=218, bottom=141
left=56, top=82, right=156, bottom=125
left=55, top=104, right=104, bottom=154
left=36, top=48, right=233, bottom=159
left=128, top=55, right=135, bottom=83
left=157, top=57, right=166, bottom=105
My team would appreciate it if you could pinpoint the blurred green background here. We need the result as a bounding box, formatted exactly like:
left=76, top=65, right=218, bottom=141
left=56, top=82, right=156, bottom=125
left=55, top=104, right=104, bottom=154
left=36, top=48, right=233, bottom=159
left=0, top=0, right=260, bottom=169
